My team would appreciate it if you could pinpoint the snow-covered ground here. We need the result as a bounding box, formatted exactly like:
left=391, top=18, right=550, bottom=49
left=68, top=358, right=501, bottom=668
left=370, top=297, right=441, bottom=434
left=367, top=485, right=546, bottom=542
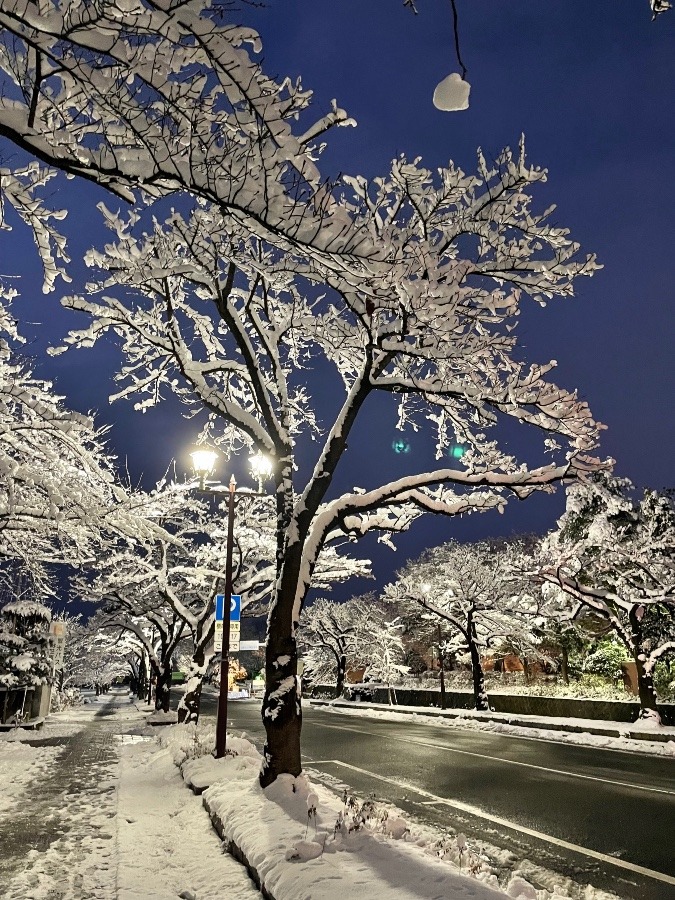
left=163, top=723, right=623, bottom=900
left=2, top=692, right=669, bottom=899
left=0, top=694, right=260, bottom=900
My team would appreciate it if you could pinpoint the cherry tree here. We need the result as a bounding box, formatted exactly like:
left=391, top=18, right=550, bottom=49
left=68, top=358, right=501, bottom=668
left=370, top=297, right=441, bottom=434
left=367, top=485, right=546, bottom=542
left=1, top=4, right=606, bottom=783
left=0, top=294, right=178, bottom=587
left=84, top=557, right=189, bottom=713
left=55, top=613, right=133, bottom=696
left=299, top=596, right=372, bottom=698
left=0, top=1, right=357, bottom=268
left=52, top=135, right=606, bottom=782
left=538, top=476, right=675, bottom=723
left=358, top=611, right=408, bottom=706
left=81, top=478, right=371, bottom=720
left=386, top=540, right=544, bottom=709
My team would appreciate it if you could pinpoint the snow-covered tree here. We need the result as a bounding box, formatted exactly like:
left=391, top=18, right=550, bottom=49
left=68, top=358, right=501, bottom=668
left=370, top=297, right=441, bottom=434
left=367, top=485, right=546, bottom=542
left=0, top=163, right=70, bottom=294
left=53, top=613, right=131, bottom=696
left=0, top=290, right=177, bottom=588
left=83, top=478, right=371, bottom=720
left=538, top=476, right=675, bottom=723
left=386, top=540, right=546, bottom=709
left=358, top=612, right=408, bottom=705
left=0, top=5, right=606, bottom=783
left=0, top=1, right=357, bottom=269
left=0, top=596, right=51, bottom=692
left=299, top=596, right=371, bottom=698
left=52, top=135, right=608, bottom=782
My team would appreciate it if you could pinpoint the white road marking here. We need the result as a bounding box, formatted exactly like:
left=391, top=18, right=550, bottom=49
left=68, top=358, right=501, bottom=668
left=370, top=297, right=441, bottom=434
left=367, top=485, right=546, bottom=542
left=309, top=720, right=675, bottom=795
left=303, top=757, right=675, bottom=888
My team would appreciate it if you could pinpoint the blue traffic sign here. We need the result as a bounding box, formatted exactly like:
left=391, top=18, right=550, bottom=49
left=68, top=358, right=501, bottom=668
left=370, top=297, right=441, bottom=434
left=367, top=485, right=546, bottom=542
left=216, top=594, right=241, bottom=622
left=230, top=595, right=241, bottom=622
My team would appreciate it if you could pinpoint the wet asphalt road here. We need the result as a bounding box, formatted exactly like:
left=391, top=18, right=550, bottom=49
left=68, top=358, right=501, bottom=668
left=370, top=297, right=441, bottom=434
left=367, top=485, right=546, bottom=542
left=174, top=688, right=675, bottom=900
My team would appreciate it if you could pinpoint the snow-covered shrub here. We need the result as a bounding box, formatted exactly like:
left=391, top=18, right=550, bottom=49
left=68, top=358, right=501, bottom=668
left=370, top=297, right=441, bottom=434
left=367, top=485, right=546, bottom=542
left=0, top=600, right=52, bottom=689
left=159, top=722, right=218, bottom=767
left=583, top=640, right=628, bottom=682
left=50, top=687, right=82, bottom=712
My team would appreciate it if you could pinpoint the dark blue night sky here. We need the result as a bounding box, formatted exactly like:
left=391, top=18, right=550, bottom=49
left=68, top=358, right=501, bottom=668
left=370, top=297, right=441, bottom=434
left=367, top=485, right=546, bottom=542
left=4, top=1, right=674, bottom=594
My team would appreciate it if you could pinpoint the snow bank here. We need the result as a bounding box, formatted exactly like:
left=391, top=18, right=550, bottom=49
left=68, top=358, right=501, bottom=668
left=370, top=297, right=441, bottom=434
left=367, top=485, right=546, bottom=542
left=160, top=723, right=596, bottom=900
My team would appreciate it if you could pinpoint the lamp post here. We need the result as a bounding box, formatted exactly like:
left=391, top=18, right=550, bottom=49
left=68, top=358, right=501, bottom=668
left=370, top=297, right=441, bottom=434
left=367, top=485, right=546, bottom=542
left=190, top=446, right=272, bottom=758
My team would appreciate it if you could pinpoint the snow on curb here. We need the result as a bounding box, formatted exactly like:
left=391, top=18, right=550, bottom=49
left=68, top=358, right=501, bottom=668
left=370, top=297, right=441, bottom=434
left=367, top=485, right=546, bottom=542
left=158, top=723, right=592, bottom=900
left=310, top=700, right=675, bottom=755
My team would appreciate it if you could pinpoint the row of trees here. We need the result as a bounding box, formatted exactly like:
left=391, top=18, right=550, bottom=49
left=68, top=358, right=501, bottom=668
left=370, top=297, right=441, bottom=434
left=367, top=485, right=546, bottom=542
left=302, top=475, right=674, bottom=723
left=0, top=337, right=369, bottom=718
left=0, top=280, right=372, bottom=712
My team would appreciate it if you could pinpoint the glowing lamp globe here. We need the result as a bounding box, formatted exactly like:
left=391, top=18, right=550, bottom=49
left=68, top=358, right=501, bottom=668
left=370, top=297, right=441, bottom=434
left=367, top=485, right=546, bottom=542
left=249, top=451, right=273, bottom=491
left=191, top=447, right=218, bottom=487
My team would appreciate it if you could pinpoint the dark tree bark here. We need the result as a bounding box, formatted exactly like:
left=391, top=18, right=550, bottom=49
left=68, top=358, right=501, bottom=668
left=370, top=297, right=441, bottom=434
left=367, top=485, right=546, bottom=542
left=260, top=618, right=302, bottom=786
left=335, top=654, right=347, bottom=699
left=629, top=606, right=660, bottom=721
left=178, top=647, right=207, bottom=724
left=467, top=610, right=489, bottom=711
left=260, top=467, right=304, bottom=788
left=560, top=645, right=570, bottom=685
left=155, top=665, right=172, bottom=712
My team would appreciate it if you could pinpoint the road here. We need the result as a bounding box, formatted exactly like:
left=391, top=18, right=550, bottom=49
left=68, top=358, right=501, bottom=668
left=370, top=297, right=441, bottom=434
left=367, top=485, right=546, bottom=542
left=176, top=688, right=675, bottom=900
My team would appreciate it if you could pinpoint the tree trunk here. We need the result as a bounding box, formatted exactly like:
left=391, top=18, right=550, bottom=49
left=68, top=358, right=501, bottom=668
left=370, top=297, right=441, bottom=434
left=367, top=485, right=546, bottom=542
left=629, top=606, right=660, bottom=723
left=259, top=466, right=309, bottom=788
left=468, top=611, right=489, bottom=711
left=136, top=655, right=147, bottom=700
left=335, top=654, right=346, bottom=699
left=260, top=604, right=301, bottom=787
left=438, top=624, right=446, bottom=710
left=560, top=645, right=570, bottom=686
left=178, top=648, right=207, bottom=724
left=155, top=665, right=172, bottom=713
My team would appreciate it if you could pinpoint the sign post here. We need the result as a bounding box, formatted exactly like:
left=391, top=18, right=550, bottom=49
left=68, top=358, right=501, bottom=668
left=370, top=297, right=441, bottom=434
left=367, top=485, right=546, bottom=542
left=49, top=621, right=67, bottom=681
left=215, top=594, right=241, bottom=653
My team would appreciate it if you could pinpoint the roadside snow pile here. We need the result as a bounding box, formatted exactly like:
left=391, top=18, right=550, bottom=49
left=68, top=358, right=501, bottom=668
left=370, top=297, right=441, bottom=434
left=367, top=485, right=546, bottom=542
left=160, top=723, right=609, bottom=900
left=331, top=704, right=675, bottom=758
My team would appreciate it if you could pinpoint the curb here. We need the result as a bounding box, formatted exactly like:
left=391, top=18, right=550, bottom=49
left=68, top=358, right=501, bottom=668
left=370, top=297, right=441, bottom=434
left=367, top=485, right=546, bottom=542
left=182, top=770, right=274, bottom=899
left=308, top=699, right=675, bottom=744
left=202, top=792, right=276, bottom=900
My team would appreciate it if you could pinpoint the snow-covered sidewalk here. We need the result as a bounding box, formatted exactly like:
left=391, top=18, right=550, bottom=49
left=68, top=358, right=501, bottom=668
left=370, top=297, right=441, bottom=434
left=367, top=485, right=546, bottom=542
left=2, top=692, right=669, bottom=900
left=0, top=691, right=260, bottom=900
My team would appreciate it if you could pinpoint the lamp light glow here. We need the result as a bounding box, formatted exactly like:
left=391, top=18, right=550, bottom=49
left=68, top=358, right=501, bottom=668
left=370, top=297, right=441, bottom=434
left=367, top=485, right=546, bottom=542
left=190, top=447, right=218, bottom=488
left=249, top=451, right=273, bottom=491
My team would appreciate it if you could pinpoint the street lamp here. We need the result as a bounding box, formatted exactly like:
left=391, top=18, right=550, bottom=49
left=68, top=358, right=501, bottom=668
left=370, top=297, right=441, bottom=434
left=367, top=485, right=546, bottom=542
left=190, top=445, right=273, bottom=758
left=249, top=451, right=273, bottom=493
left=191, top=447, right=219, bottom=490
left=422, top=582, right=447, bottom=711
